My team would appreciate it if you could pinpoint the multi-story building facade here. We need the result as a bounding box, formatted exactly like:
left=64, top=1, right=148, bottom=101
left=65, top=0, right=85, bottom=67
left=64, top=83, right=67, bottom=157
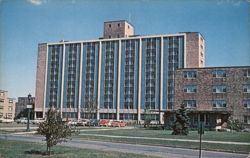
left=0, top=90, right=16, bottom=121
left=171, top=66, right=250, bottom=127
left=15, top=96, right=35, bottom=118
left=35, top=20, right=205, bottom=122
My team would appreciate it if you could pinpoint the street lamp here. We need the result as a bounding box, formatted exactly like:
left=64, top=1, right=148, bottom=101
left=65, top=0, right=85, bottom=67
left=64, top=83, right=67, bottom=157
left=26, top=93, right=32, bottom=132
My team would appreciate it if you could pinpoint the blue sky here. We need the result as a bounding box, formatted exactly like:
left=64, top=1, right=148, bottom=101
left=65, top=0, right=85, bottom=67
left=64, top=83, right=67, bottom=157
left=0, top=0, right=249, bottom=98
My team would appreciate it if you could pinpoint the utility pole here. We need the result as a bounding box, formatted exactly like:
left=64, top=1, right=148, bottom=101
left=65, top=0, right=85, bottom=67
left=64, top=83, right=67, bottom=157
left=198, top=121, right=204, bottom=158
left=26, top=93, right=32, bottom=132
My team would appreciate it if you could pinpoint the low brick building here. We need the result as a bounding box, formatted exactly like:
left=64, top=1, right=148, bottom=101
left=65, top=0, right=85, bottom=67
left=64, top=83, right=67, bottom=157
left=166, top=66, right=250, bottom=128
left=0, top=90, right=16, bottom=121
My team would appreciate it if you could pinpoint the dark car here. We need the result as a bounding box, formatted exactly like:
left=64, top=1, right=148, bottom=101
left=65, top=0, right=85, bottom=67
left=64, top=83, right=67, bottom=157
left=86, top=119, right=99, bottom=126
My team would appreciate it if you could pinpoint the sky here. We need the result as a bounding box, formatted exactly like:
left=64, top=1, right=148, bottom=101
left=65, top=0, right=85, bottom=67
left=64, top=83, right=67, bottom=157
left=0, top=0, right=249, bottom=99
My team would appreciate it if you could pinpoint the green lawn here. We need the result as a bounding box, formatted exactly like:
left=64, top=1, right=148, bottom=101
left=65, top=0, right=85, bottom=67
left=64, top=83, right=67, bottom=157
left=79, top=128, right=250, bottom=142
left=0, top=122, right=37, bottom=127
left=0, top=122, right=37, bottom=134
left=77, top=128, right=250, bottom=153
left=0, top=140, right=159, bottom=158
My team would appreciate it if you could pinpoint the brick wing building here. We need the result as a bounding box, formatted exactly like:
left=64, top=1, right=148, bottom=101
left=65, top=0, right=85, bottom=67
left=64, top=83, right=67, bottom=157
left=169, top=66, right=250, bottom=128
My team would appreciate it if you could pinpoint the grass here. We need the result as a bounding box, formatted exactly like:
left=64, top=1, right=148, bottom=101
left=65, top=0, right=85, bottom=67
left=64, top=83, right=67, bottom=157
left=0, top=140, right=159, bottom=158
left=79, top=128, right=250, bottom=142
left=77, top=128, right=250, bottom=153
left=0, top=122, right=38, bottom=134
left=1, top=123, right=249, bottom=154
left=0, top=122, right=37, bottom=128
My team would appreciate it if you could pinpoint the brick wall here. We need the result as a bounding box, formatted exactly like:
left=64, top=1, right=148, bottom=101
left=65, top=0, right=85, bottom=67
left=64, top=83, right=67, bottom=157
left=35, top=43, right=47, bottom=114
left=174, top=67, right=250, bottom=122
left=185, top=33, right=205, bottom=68
left=103, top=21, right=134, bottom=39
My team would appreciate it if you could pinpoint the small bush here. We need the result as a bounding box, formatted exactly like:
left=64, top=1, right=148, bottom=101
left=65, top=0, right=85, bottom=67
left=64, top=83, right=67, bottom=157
left=227, top=116, right=245, bottom=132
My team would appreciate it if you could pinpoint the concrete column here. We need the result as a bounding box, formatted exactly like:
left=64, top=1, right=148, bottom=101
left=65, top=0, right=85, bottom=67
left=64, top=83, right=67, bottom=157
left=160, top=36, right=164, bottom=124
left=78, top=43, right=83, bottom=120
left=116, top=40, right=122, bottom=120
left=137, top=38, right=142, bottom=122
left=97, top=41, right=102, bottom=120
left=60, top=44, right=66, bottom=118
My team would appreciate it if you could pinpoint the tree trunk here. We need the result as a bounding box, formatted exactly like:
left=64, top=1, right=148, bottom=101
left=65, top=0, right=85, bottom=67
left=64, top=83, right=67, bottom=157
left=49, top=147, right=51, bottom=156
left=47, top=145, right=49, bottom=155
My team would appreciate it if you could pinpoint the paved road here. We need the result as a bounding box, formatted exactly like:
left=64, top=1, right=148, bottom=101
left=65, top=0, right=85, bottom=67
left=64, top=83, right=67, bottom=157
left=0, top=134, right=248, bottom=158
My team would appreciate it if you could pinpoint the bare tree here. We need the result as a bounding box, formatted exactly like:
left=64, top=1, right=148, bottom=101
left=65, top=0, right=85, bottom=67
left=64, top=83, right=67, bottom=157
left=84, top=97, right=98, bottom=120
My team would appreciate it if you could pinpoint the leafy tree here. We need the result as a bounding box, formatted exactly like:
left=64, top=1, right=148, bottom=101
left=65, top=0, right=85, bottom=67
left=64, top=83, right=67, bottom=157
left=172, top=104, right=190, bottom=135
left=37, top=107, right=76, bottom=155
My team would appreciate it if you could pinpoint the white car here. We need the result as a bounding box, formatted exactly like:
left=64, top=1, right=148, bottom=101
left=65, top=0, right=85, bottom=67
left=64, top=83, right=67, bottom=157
left=77, top=119, right=88, bottom=126
left=32, top=119, right=45, bottom=124
left=16, top=117, right=28, bottom=124
left=0, top=119, right=14, bottom=123
left=68, top=120, right=78, bottom=126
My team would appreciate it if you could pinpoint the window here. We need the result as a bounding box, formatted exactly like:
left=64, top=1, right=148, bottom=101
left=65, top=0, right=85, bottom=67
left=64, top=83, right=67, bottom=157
left=128, top=25, right=130, bottom=29
left=243, top=100, right=250, bottom=108
left=9, top=100, right=13, bottom=103
left=183, top=71, right=197, bottom=79
left=118, top=23, right=120, bottom=27
left=212, top=70, right=226, bottom=78
left=205, top=114, right=210, bottom=125
left=213, top=85, right=226, bottom=93
left=213, top=100, right=227, bottom=108
left=0, top=92, right=4, bottom=96
left=184, top=85, right=197, bottom=93
left=109, top=24, right=111, bottom=28
left=193, top=115, right=198, bottom=125
left=200, top=44, right=203, bottom=49
left=243, top=69, right=250, bottom=77
left=244, top=116, right=250, bottom=124
left=243, top=84, right=250, bottom=93
left=183, top=100, right=196, bottom=108
left=109, top=35, right=111, bottom=39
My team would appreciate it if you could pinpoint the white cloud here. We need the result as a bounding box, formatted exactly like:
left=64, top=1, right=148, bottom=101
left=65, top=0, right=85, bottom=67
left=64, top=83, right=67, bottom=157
left=216, top=0, right=242, bottom=6
left=27, top=0, right=46, bottom=6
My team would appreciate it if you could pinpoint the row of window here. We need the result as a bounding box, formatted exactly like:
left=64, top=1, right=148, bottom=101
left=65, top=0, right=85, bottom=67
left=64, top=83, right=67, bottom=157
left=183, top=85, right=250, bottom=93
left=183, top=100, right=250, bottom=108
left=184, top=69, right=250, bottom=79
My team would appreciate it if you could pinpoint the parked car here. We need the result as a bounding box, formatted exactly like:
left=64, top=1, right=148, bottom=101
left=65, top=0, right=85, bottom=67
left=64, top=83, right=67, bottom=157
left=68, top=120, right=78, bottom=126
left=111, top=121, right=126, bottom=127
left=32, top=119, right=45, bottom=124
left=99, top=120, right=112, bottom=127
left=0, top=119, right=14, bottom=123
left=16, top=117, right=28, bottom=124
left=76, top=119, right=88, bottom=126
left=86, top=119, right=99, bottom=126
left=119, top=121, right=127, bottom=127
